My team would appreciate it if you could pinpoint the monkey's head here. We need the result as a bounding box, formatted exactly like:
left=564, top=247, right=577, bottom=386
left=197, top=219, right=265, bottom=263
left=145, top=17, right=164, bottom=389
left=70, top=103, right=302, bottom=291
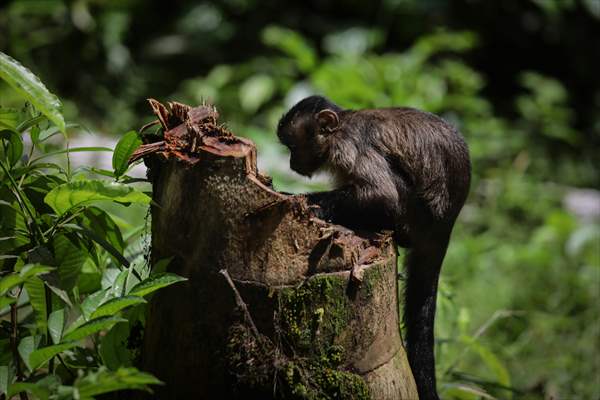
left=277, top=95, right=341, bottom=177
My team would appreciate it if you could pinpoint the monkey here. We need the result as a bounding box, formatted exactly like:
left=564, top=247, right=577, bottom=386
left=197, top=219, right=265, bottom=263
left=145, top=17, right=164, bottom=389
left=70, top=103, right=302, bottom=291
left=277, top=95, right=471, bottom=400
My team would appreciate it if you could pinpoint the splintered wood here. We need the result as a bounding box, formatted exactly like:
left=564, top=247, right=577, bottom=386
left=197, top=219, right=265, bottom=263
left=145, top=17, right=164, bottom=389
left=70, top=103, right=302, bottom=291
left=129, top=98, right=243, bottom=165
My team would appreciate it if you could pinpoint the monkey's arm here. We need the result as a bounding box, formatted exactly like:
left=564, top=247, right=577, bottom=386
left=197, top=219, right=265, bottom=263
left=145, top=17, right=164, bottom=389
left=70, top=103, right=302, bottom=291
left=305, top=178, right=406, bottom=235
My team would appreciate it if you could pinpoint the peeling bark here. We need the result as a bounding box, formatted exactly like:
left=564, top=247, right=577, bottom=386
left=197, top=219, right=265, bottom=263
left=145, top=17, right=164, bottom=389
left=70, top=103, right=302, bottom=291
left=136, top=101, right=418, bottom=399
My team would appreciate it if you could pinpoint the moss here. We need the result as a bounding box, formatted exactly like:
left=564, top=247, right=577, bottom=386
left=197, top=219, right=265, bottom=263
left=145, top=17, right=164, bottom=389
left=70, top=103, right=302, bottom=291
left=361, top=262, right=386, bottom=299
left=283, top=357, right=370, bottom=400
left=225, top=273, right=372, bottom=399
left=278, top=275, right=352, bottom=352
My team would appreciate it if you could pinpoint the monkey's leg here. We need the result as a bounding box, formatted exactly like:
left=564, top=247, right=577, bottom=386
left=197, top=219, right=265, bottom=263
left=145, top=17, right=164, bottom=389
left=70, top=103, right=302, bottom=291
left=404, top=229, right=450, bottom=400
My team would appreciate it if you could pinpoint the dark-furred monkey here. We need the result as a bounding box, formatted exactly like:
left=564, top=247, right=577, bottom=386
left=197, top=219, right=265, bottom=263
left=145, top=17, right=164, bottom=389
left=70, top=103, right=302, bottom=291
left=277, top=95, right=471, bottom=400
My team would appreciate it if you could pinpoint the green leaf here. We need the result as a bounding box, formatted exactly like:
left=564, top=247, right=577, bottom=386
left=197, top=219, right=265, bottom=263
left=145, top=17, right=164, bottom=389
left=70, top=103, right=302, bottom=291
left=8, top=382, right=48, bottom=399
left=90, top=296, right=146, bottom=319
left=442, top=382, right=496, bottom=400
left=112, top=130, right=142, bottom=178
left=30, top=124, right=40, bottom=143
left=44, top=179, right=151, bottom=216
left=462, top=335, right=511, bottom=389
left=0, top=108, right=19, bottom=130
left=83, top=207, right=125, bottom=255
left=0, top=129, right=23, bottom=166
left=43, top=278, right=73, bottom=307
left=16, top=115, right=45, bottom=133
left=0, top=51, right=65, bottom=133
left=62, top=316, right=126, bottom=342
left=0, top=274, right=23, bottom=295
left=0, top=296, right=16, bottom=309
left=54, top=234, right=87, bottom=291
left=80, top=288, right=111, bottom=320
left=48, top=308, right=65, bottom=344
left=17, top=336, right=41, bottom=371
left=24, top=277, right=48, bottom=334
left=36, top=122, right=79, bottom=143
left=8, top=373, right=59, bottom=399
left=0, top=365, right=13, bottom=395
left=1, top=264, right=55, bottom=299
left=128, top=273, right=187, bottom=297
left=62, top=223, right=129, bottom=268
left=28, top=342, right=78, bottom=370
left=75, top=367, right=162, bottom=397
left=239, top=75, right=275, bottom=113
left=112, top=270, right=128, bottom=297
left=99, top=322, right=133, bottom=369
left=262, top=26, right=317, bottom=72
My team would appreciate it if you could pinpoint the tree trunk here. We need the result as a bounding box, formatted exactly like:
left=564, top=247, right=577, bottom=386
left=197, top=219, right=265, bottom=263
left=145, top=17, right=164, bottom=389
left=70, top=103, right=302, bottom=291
left=136, top=101, right=418, bottom=399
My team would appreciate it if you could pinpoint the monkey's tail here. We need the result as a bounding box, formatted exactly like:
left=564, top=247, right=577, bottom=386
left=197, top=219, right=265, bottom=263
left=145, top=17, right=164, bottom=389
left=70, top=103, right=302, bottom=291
left=403, top=232, right=450, bottom=400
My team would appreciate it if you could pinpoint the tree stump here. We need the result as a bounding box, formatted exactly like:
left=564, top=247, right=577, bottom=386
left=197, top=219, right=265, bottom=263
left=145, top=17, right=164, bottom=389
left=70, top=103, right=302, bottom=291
left=135, top=101, right=418, bottom=399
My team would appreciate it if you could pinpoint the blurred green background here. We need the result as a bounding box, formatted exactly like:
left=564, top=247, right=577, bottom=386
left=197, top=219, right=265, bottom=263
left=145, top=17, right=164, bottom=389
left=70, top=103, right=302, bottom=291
left=1, top=0, right=598, bottom=398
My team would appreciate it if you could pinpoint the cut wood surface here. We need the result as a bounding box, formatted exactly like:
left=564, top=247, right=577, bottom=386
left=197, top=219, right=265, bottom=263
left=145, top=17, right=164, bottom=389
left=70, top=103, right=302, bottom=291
left=136, top=100, right=418, bottom=399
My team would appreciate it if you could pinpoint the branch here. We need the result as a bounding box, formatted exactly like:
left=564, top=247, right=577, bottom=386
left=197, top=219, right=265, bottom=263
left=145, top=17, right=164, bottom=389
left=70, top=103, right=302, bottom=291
left=219, top=269, right=261, bottom=340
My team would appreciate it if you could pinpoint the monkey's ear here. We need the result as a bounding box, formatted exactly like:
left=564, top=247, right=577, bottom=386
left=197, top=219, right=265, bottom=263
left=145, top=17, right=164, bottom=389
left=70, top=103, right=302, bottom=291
left=316, top=109, right=339, bottom=134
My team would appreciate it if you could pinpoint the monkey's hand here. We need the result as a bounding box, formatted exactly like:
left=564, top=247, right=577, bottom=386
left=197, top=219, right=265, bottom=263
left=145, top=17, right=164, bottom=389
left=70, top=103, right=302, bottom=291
left=304, top=187, right=354, bottom=224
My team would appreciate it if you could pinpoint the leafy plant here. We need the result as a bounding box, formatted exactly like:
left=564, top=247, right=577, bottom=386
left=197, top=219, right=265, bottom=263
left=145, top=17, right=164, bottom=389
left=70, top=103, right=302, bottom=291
left=0, top=51, right=185, bottom=399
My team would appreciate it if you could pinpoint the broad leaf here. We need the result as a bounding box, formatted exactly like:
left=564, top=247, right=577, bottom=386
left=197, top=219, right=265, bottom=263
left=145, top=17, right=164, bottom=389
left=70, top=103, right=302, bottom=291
left=81, top=288, right=111, bottom=320
left=0, top=274, right=23, bottom=295
left=112, top=270, right=128, bottom=297
left=63, top=223, right=129, bottom=268
left=112, top=130, right=141, bottom=178
left=128, top=273, right=187, bottom=297
left=37, top=122, right=79, bottom=143
left=17, top=336, right=41, bottom=371
left=83, top=207, right=125, bottom=256
left=99, top=322, right=133, bottom=369
left=44, top=179, right=151, bottom=216
left=0, top=108, right=19, bottom=130
left=101, top=268, right=121, bottom=290
left=48, top=308, right=66, bottom=344
left=19, top=263, right=54, bottom=278
left=54, top=234, right=87, bottom=291
left=75, top=367, right=162, bottom=397
left=28, top=342, right=78, bottom=370
left=0, top=365, right=12, bottom=395
left=43, top=277, right=73, bottom=307
left=0, top=129, right=23, bottom=166
left=0, top=51, right=65, bottom=133
left=62, top=316, right=126, bottom=342
left=8, top=374, right=60, bottom=399
left=0, top=296, right=16, bottom=309
left=24, top=277, right=48, bottom=334
left=90, top=296, right=146, bottom=319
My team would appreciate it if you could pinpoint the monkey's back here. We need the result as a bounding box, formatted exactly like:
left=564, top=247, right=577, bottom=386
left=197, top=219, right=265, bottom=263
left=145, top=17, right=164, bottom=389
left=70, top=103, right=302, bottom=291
left=343, top=107, right=471, bottom=221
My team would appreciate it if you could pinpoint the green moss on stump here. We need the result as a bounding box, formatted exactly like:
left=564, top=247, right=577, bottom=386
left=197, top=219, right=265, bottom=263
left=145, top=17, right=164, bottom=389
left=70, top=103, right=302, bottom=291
left=225, top=262, right=397, bottom=398
left=278, top=275, right=352, bottom=352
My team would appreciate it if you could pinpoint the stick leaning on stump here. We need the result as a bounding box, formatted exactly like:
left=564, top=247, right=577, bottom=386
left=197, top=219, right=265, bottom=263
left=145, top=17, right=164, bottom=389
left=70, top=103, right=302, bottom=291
left=131, top=100, right=419, bottom=399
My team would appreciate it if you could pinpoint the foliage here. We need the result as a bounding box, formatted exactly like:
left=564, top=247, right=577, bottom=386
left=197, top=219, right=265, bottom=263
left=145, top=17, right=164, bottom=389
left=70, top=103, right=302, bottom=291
left=1, top=1, right=598, bottom=399
left=0, top=53, right=186, bottom=399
